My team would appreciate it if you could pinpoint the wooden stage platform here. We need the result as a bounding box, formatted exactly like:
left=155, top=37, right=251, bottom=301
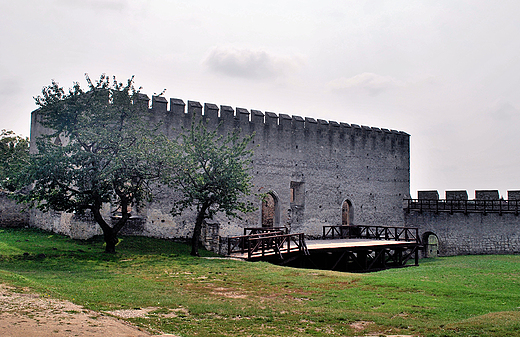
left=306, top=238, right=418, bottom=250
left=226, top=226, right=421, bottom=272
left=301, top=238, right=420, bottom=272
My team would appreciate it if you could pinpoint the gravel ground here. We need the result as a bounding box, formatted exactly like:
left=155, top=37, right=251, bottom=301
left=0, top=284, right=178, bottom=337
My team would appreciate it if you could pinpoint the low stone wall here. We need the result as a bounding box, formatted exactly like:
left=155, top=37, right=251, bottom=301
left=28, top=206, right=222, bottom=252
left=0, top=192, right=29, bottom=228
left=29, top=209, right=102, bottom=239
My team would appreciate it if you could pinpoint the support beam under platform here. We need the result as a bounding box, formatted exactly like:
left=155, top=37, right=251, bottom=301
left=229, top=238, right=420, bottom=273
left=279, top=239, right=420, bottom=272
left=314, top=239, right=418, bottom=272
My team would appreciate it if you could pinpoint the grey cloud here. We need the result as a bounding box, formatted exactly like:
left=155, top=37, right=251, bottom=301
left=204, top=47, right=302, bottom=80
left=327, top=72, right=403, bottom=96
left=489, top=101, right=519, bottom=122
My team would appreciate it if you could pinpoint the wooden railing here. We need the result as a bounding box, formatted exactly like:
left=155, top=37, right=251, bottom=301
left=228, top=232, right=308, bottom=259
left=323, top=225, right=420, bottom=243
left=228, top=231, right=285, bottom=255
left=243, top=227, right=289, bottom=236
left=247, top=233, right=309, bottom=259
left=405, top=199, right=520, bottom=215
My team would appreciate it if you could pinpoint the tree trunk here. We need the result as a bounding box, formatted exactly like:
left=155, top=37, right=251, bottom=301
left=191, top=204, right=209, bottom=257
left=92, top=206, right=128, bottom=254
left=103, top=229, right=119, bottom=254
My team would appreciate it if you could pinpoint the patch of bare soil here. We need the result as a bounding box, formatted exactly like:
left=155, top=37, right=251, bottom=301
left=349, top=321, right=417, bottom=337
left=0, top=284, right=178, bottom=337
left=106, top=307, right=189, bottom=319
left=350, top=320, right=375, bottom=331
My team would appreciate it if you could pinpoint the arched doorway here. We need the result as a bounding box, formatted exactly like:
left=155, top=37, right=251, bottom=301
left=262, top=192, right=279, bottom=227
left=422, top=232, right=439, bottom=258
left=341, top=200, right=354, bottom=225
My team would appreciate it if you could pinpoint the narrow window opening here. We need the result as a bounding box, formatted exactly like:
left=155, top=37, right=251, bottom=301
left=290, top=181, right=305, bottom=206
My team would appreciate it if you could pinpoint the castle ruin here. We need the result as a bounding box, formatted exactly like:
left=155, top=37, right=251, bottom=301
left=27, top=94, right=411, bottom=249
left=1, top=93, right=517, bottom=258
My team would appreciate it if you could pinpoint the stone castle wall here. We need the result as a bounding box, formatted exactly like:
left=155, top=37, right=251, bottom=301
left=27, top=94, right=410, bottom=243
left=0, top=191, right=29, bottom=228
left=405, top=189, right=520, bottom=256
left=405, top=212, right=520, bottom=256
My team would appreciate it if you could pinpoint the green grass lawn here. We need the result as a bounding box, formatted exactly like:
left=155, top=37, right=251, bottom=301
left=0, top=228, right=519, bottom=336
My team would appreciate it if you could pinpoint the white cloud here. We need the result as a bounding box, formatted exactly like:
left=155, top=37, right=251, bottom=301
left=204, top=47, right=302, bottom=80
left=327, top=72, right=403, bottom=96
left=0, top=78, right=22, bottom=97
left=55, top=0, right=128, bottom=11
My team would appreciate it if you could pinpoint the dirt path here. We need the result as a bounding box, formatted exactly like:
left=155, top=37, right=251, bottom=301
left=0, top=284, right=177, bottom=337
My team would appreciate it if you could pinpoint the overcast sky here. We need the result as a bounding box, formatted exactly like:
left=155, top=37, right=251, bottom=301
left=2, top=1, right=520, bottom=198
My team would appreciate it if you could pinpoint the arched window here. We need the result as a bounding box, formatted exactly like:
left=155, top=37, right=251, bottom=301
left=341, top=199, right=354, bottom=225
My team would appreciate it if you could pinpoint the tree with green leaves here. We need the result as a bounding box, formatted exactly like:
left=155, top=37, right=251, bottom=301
left=18, top=74, right=170, bottom=253
left=0, top=130, right=29, bottom=192
left=168, top=121, right=255, bottom=256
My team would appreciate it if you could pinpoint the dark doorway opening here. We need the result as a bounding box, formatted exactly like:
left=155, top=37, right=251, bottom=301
left=422, top=232, right=439, bottom=257
left=341, top=200, right=354, bottom=225
left=262, top=192, right=279, bottom=227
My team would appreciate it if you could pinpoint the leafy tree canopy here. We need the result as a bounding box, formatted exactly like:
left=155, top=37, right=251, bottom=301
left=167, top=120, right=255, bottom=256
left=18, top=74, right=170, bottom=253
left=0, top=130, right=29, bottom=192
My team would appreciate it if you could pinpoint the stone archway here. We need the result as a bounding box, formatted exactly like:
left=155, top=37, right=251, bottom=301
left=341, top=199, right=354, bottom=225
left=262, top=192, right=279, bottom=227
left=422, top=232, right=439, bottom=258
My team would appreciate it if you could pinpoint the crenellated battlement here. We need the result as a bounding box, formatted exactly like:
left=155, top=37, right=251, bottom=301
left=28, top=90, right=411, bottom=244
left=406, top=189, right=520, bottom=215
left=142, top=95, right=410, bottom=142
left=26, top=89, right=520, bottom=259
left=406, top=189, right=520, bottom=257
left=416, top=190, right=520, bottom=201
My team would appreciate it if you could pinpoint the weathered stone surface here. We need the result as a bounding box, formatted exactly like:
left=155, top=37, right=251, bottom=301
left=28, top=96, right=410, bottom=246
left=406, top=211, right=520, bottom=256
left=418, top=190, right=439, bottom=200
left=0, top=191, right=29, bottom=227
left=406, top=190, right=520, bottom=256
left=475, top=190, right=500, bottom=200
left=508, top=190, right=520, bottom=200
left=446, top=190, right=468, bottom=200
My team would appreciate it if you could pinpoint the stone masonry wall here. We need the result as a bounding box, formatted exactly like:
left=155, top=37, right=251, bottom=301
left=406, top=189, right=520, bottom=256
left=29, top=95, right=410, bottom=242
left=0, top=191, right=29, bottom=228
left=405, top=211, right=520, bottom=256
